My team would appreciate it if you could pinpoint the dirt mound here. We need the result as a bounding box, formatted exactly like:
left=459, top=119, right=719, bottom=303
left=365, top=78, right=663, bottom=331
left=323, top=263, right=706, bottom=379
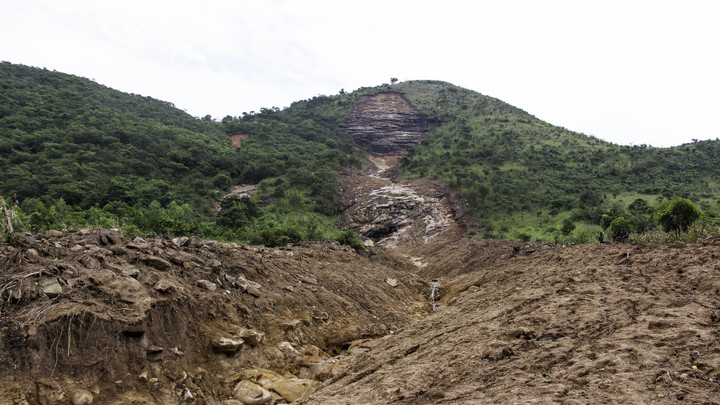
left=0, top=230, right=428, bottom=404
left=305, top=238, right=720, bottom=404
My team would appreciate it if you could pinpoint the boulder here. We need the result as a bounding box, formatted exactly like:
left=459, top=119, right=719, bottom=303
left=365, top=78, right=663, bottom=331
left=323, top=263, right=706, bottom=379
left=170, top=252, right=195, bottom=265
left=39, top=278, right=63, bottom=298
left=25, top=248, right=39, bottom=263
left=212, top=337, right=244, bottom=354
left=153, top=280, right=174, bottom=293
left=142, top=255, right=173, bottom=271
left=244, top=369, right=319, bottom=403
left=172, top=236, right=189, bottom=247
left=121, top=267, right=140, bottom=278
left=186, top=236, right=204, bottom=248
left=235, top=275, right=262, bottom=296
left=99, top=230, right=118, bottom=245
left=237, top=328, right=264, bottom=346
left=108, top=245, right=128, bottom=255
left=197, top=279, right=217, bottom=291
left=232, top=380, right=273, bottom=405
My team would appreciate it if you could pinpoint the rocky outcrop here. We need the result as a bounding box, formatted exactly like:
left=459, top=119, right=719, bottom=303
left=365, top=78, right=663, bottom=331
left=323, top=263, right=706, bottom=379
left=342, top=92, right=428, bottom=155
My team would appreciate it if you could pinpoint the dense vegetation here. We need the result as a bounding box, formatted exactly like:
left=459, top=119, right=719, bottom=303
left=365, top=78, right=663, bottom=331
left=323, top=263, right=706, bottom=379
left=390, top=81, right=720, bottom=242
left=0, top=62, right=363, bottom=247
left=1, top=63, right=717, bottom=246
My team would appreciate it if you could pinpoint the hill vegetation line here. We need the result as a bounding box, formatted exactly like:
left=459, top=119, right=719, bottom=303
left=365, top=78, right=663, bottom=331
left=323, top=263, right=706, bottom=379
left=1, top=62, right=718, bottom=244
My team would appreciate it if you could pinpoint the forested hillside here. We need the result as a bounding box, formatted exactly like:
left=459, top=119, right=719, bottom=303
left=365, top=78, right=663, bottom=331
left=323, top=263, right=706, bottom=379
left=1, top=63, right=717, bottom=244
left=0, top=62, right=362, bottom=245
left=391, top=81, right=720, bottom=241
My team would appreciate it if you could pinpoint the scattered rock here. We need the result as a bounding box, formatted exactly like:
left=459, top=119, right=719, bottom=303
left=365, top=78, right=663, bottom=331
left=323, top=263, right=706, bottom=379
left=235, top=275, right=262, bottom=296
left=278, top=341, right=299, bottom=356
left=197, top=279, right=217, bottom=291
left=69, top=389, right=94, bottom=405
left=244, top=368, right=319, bottom=403
left=80, top=256, right=100, bottom=269
left=121, top=267, right=140, bottom=278
left=39, top=278, right=63, bottom=298
left=212, top=337, right=244, bottom=354
left=25, top=248, right=39, bottom=263
left=232, top=380, right=273, bottom=405
left=386, top=277, right=399, bottom=287
left=107, top=245, right=128, bottom=255
left=169, top=252, right=195, bottom=265
left=237, top=328, right=264, bottom=347
left=142, top=255, right=173, bottom=271
left=49, top=230, right=64, bottom=238
left=153, top=280, right=174, bottom=293
left=279, top=320, right=302, bottom=332
left=172, top=236, right=189, bottom=247
left=186, top=236, right=204, bottom=248
left=102, top=230, right=118, bottom=244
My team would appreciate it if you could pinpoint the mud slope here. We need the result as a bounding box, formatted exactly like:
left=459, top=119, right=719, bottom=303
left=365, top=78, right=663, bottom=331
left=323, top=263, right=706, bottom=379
left=0, top=231, right=427, bottom=404
left=305, top=238, right=720, bottom=404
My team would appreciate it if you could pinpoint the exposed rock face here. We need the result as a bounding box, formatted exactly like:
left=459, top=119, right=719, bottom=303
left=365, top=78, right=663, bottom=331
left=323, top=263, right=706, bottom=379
left=342, top=92, right=427, bottom=154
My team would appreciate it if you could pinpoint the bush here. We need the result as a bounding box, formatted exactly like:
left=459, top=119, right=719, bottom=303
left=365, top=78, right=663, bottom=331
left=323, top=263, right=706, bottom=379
left=656, top=197, right=702, bottom=236
left=335, top=229, right=365, bottom=251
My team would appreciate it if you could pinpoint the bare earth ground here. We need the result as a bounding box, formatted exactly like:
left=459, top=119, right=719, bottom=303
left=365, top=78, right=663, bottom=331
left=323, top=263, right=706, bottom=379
left=2, top=156, right=720, bottom=404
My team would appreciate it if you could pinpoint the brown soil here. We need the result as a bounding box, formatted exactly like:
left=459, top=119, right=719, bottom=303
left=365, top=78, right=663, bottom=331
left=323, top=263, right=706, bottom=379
left=2, top=157, right=720, bottom=404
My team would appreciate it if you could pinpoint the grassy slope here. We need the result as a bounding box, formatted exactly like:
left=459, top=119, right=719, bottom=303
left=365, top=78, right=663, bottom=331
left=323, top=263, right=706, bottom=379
left=388, top=80, right=720, bottom=240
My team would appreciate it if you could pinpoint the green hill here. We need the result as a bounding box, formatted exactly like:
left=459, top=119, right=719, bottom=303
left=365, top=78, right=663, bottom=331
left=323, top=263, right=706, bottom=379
left=0, top=62, right=362, bottom=245
left=1, top=63, right=717, bottom=244
left=390, top=80, right=720, bottom=241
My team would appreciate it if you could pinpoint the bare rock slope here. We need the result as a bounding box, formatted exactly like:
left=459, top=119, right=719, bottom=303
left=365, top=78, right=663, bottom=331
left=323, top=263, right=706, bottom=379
left=342, top=92, right=428, bottom=155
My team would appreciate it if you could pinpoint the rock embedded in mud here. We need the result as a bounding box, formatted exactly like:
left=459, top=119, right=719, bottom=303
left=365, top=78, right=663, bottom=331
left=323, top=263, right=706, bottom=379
left=186, top=236, right=204, bottom=248
left=171, top=236, right=189, bottom=247
left=142, top=255, right=173, bottom=271
left=232, top=380, right=273, bottom=405
left=25, top=248, right=39, bottom=263
left=244, top=368, right=319, bottom=403
left=39, top=278, right=63, bottom=298
left=99, top=230, right=117, bottom=245
left=235, top=275, right=262, bottom=296
left=212, top=337, right=244, bottom=354
left=69, top=389, right=94, bottom=405
left=107, top=245, right=128, bottom=255
left=237, top=328, right=264, bottom=346
left=121, top=267, right=140, bottom=278
left=153, top=280, right=174, bottom=293
left=197, top=279, right=218, bottom=291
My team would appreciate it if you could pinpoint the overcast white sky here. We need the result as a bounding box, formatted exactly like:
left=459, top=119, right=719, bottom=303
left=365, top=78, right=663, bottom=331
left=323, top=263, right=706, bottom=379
left=1, top=0, right=718, bottom=147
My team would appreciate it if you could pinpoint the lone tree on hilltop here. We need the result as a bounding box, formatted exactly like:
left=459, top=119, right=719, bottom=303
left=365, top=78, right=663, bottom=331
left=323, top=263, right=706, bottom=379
left=390, top=77, right=398, bottom=85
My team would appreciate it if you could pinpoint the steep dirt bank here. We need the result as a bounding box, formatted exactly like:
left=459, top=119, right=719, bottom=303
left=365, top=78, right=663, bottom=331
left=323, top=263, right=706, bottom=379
left=305, top=238, right=720, bottom=404
left=0, top=231, right=427, bottom=404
